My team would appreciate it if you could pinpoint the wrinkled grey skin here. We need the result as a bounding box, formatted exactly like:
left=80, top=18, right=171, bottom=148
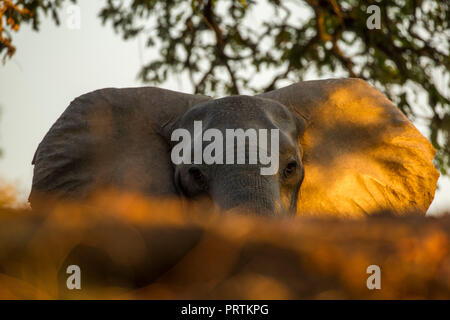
left=170, top=96, right=304, bottom=216
left=30, top=87, right=304, bottom=216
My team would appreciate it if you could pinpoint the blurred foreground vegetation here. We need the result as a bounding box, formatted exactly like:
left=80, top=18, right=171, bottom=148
left=0, top=190, right=449, bottom=299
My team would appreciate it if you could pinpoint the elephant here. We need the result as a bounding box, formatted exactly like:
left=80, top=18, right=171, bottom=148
left=29, top=78, right=439, bottom=217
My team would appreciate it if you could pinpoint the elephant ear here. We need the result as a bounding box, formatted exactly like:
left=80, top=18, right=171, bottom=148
left=258, top=78, right=439, bottom=217
left=29, top=87, right=211, bottom=207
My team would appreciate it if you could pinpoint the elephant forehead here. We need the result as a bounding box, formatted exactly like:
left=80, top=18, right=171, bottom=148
left=179, top=96, right=296, bottom=130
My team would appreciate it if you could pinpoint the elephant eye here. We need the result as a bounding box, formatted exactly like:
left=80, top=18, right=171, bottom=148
left=283, top=161, right=298, bottom=178
left=189, top=167, right=207, bottom=188
left=178, top=166, right=208, bottom=198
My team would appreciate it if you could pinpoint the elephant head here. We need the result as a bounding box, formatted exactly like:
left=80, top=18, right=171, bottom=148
left=168, top=96, right=304, bottom=216
left=29, top=78, right=439, bottom=217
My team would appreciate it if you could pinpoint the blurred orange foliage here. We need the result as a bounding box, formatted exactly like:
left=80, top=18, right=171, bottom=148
left=0, top=0, right=32, bottom=61
left=0, top=180, right=19, bottom=208
left=0, top=189, right=449, bottom=299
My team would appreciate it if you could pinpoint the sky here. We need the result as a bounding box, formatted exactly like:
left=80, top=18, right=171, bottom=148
left=0, top=0, right=448, bottom=214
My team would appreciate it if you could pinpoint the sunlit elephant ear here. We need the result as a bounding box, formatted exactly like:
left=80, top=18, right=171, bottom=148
left=258, top=78, right=439, bottom=217
left=29, top=87, right=211, bottom=207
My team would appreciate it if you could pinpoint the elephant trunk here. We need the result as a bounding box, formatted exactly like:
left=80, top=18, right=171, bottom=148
left=211, top=167, right=285, bottom=217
